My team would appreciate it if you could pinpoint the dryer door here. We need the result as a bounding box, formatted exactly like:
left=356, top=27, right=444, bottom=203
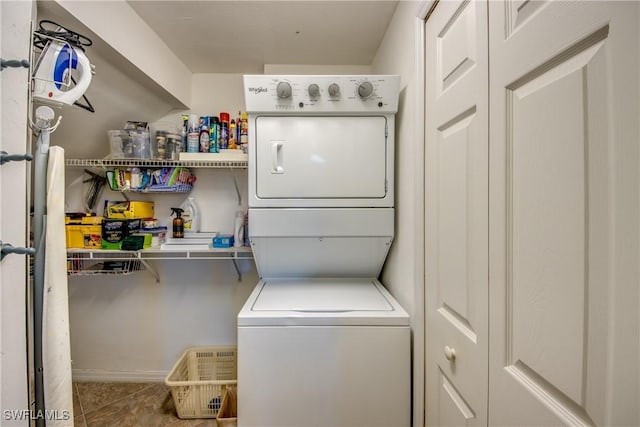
left=255, top=116, right=387, bottom=199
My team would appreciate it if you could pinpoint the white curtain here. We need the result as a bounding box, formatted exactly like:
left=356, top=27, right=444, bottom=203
left=42, top=146, right=74, bottom=424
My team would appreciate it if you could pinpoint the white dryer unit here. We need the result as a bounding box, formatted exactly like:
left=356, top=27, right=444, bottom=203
left=239, top=75, right=409, bottom=427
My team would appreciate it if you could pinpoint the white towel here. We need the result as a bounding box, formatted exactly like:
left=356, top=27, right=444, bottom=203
left=42, top=146, right=74, bottom=425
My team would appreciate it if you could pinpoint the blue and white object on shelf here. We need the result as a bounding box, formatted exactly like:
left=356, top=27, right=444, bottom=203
left=32, top=40, right=93, bottom=107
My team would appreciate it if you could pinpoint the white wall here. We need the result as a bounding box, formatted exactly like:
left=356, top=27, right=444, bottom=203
left=48, top=0, right=192, bottom=107
left=370, top=2, right=424, bottom=426
left=67, top=75, right=258, bottom=381
left=372, top=1, right=420, bottom=324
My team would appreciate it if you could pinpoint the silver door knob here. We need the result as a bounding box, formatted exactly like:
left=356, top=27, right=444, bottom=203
left=444, top=346, right=456, bottom=361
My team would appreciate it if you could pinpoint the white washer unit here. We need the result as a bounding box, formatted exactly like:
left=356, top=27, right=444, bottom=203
left=239, top=75, right=410, bottom=427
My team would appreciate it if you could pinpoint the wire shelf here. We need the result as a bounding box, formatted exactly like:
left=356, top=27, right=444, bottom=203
left=66, top=247, right=254, bottom=281
left=67, top=252, right=144, bottom=276
left=65, top=158, right=248, bottom=169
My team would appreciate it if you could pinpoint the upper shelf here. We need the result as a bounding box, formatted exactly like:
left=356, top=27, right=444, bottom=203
left=65, top=158, right=248, bottom=169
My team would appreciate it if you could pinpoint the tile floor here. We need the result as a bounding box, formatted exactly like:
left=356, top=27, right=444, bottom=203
left=73, top=382, right=217, bottom=427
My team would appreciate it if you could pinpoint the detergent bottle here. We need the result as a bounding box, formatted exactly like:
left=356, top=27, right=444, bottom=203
left=170, top=208, right=185, bottom=238
left=180, top=197, right=201, bottom=233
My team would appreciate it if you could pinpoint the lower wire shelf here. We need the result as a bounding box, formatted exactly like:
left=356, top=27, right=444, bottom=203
left=66, top=247, right=254, bottom=282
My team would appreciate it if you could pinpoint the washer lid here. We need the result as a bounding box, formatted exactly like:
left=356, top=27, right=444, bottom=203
left=253, top=278, right=393, bottom=312
left=238, top=278, right=409, bottom=327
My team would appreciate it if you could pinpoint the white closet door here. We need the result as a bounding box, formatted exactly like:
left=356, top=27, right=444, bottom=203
left=425, top=0, right=489, bottom=425
left=0, top=1, right=32, bottom=424
left=488, top=1, right=639, bottom=425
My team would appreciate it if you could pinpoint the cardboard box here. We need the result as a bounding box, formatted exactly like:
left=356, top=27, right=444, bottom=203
left=101, top=219, right=128, bottom=249
left=130, top=233, right=152, bottom=249
left=213, top=234, right=234, bottom=248
left=105, top=200, right=155, bottom=219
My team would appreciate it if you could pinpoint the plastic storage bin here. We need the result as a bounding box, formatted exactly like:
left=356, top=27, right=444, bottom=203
left=165, top=346, right=237, bottom=419
left=108, top=129, right=151, bottom=159
left=65, top=225, right=102, bottom=248
left=65, top=215, right=103, bottom=248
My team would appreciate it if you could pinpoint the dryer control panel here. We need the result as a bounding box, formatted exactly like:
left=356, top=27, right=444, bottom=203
left=244, top=75, right=400, bottom=113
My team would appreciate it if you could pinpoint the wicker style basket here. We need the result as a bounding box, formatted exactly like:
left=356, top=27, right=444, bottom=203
left=165, top=346, right=237, bottom=419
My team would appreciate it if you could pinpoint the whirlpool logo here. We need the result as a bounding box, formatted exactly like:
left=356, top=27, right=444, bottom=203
left=248, top=87, right=268, bottom=94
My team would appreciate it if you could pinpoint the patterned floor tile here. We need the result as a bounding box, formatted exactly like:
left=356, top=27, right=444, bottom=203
left=76, top=382, right=151, bottom=414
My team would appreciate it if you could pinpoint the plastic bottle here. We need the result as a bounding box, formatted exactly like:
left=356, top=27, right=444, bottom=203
left=243, top=211, right=250, bottom=246
left=219, top=112, right=230, bottom=150
left=187, top=114, right=200, bottom=153
left=180, top=197, right=201, bottom=233
left=199, top=125, right=210, bottom=152
left=234, top=207, right=245, bottom=247
left=170, top=208, right=185, bottom=238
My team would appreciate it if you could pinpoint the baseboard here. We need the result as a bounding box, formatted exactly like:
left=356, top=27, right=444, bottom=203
left=72, top=369, right=168, bottom=383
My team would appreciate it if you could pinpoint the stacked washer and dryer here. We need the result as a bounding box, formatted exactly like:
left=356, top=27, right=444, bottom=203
left=238, top=75, right=410, bottom=427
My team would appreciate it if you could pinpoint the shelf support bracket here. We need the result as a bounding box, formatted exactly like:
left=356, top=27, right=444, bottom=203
left=229, top=168, right=242, bottom=206
left=232, top=259, right=242, bottom=282
left=138, top=257, right=160, bottom=283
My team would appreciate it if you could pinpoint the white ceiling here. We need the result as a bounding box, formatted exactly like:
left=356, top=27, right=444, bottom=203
left=126, top=0, right=399, bottom=73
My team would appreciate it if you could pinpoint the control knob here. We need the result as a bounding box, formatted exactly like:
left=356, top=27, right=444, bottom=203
left=358, top=81, right=374, bottom=99
left=328, top=83, right=340, bottom=97
left=308, top=83, right=320, bottom=98
left=277, top=81, right=292, bottom=99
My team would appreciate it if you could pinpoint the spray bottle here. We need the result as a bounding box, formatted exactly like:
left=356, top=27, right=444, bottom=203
left=170, top=208, right=185, bottom=238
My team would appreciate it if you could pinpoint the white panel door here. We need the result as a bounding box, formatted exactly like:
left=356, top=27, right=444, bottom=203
left=489, top=1, right=639, bottom=425
left=425, top=0, right=488, bottom=425
left=255, top=116, right=387, bottom=199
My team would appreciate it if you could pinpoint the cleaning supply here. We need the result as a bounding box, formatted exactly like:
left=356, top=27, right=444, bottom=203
left=234, top=208, right=244, bottom=247
left=209, top=116, right=219, bottom=153
left=187, top=114, right=200, bottom=153
left=199, top=124, right=210, bottom=152
left=180, top=197, right=201, bottom=233
left=240, top=112, right=249, bottom=150
left=229, top=119, right=237, bottom=149
left=219, top=112, right=230, bottom=149
left=170, top=208, right=185, bottom=238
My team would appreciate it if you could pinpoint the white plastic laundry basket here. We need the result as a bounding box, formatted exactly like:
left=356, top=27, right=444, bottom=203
left=165, top=346, right=237, bottom=419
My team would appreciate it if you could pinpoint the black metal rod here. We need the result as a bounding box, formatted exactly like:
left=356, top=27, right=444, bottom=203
left=0, top=151, right=33, bottom=165
left=0, top=58, right=30, bottom=70
left=0, top=242, right=36, bottom=261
